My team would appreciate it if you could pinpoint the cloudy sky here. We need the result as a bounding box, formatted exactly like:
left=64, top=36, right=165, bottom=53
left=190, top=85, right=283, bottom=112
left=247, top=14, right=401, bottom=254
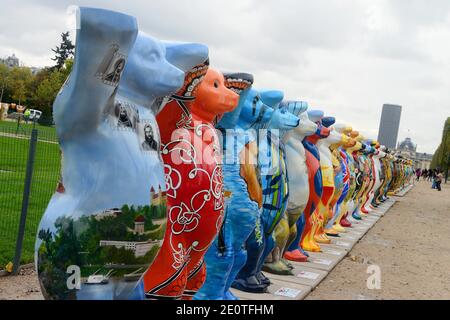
left=1, top=0, right=449, bottom=153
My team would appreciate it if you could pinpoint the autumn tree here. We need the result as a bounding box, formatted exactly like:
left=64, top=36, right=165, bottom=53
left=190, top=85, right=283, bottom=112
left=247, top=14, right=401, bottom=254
left=7, top=67, right=33, bottom=105
left=0, top=33, right=74, bottom=119
left=431, top=117, right=450, bottom=181
left=0, top=64, right=9, bottom=103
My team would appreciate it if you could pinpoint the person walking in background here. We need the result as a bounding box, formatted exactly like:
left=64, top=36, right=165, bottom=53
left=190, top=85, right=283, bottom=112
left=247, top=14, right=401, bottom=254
left=24, top=108, right=30, bottom=124
left=415, top=168, right=422, bottom=181
left=430, top=169, right=436, bottom=184
left=435, top=170, right=443, bottom=191
left=422, top=169, right=429, bottom=181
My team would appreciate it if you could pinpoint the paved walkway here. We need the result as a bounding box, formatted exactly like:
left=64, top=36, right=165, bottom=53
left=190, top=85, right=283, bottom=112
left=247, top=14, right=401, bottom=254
left=306, top=180, right=450, bottom=300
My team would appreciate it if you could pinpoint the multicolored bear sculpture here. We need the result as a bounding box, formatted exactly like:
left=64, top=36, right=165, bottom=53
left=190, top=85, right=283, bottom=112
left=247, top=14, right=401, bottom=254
left=232, top=93, right=301, bottom=293
left=265, top=101, right=317, bottom=273
left=324, top=124, right=356, bottom=232
left=142, top=66, right=239, bottom=299
left=291, top=111, right=330, bottom=253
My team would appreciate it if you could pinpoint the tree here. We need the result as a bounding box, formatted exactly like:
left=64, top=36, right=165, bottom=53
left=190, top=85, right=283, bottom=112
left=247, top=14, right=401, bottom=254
left=52, top=31, right=75, bottom=70
left=12, top=80, right=26, bottom=105
left=28, top=67, right=52, bottom=100
left=38, top=229, right=54, bottom=259
left=7, top=67, right=32, bottom=105
left=431, top=117, right=450, bottom=179
left=0, top=64, right=9, bottom=103
left=33, top=59, right=73, bottom=116
left=34, top=72, right=63, bottom=115
left=61, top=59, right=73, bottom=79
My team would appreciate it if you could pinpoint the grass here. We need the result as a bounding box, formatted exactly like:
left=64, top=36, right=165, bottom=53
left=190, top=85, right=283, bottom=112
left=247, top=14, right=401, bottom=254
left=0, top=121, right=60, bottom=269
left=0, top=119, right=58, bottom=142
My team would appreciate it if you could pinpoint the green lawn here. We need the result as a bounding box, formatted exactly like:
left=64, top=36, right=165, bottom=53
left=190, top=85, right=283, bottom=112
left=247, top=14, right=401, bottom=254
left=0, top=122, right=60, bottom=269
left=0, top=120, right=58, bottom=142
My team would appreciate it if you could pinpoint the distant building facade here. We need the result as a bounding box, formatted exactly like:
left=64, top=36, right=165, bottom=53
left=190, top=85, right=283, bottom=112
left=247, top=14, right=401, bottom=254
left=396, top=137, right=433, bottom=170
left=0, top=54, right=19, bottom=68
left=0, top=54, right=41, bottom=74
left=150, top=185, right=166, bottom=206
left=134, top=215, right=145, bottom=235
left=377, top=104, right=402, bottom=149
left=99, top=239, right=161, bottom=257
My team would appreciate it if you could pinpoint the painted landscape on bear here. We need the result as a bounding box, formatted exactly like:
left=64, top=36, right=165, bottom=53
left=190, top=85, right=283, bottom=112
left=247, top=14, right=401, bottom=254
left=37, top=194, right=167, bottom=300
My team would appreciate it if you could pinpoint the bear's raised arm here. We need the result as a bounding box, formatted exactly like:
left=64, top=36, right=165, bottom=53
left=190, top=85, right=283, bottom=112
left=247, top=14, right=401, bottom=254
left=53, top=7, right=138, bottom=141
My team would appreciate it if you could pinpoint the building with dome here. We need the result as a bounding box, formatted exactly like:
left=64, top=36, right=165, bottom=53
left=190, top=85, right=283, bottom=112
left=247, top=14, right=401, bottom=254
left=396, top=137, right=433, bottom=169
left=0, top=54, right=19, bottom=68
left=398, top=137, right=416, bottom=153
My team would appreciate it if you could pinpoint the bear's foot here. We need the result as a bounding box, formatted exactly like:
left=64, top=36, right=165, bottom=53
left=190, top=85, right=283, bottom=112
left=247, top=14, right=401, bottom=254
left=231, top=276, right=268, bottom=294
left=352, top=212, right=362, bottom=220
left=256, top=271, right=271, bottom=286
left=340, top=218, right=352, bottom=227
left=283, top=249, right=308, bottom=262
left=281, top=258, right=294, bottom=270
left=223, top=290, right=239, bottom=300
left=262, top=261, right=294, bottom=276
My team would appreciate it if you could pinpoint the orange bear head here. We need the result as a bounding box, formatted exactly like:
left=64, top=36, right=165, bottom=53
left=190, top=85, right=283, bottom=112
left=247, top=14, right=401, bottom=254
left=191, top=68, right=239, bottom=123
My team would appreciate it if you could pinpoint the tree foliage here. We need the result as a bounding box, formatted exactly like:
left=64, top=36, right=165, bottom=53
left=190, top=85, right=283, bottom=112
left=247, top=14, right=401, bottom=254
left=0, top=32, right=74, bottom=118
left=51, top=31, right=75, bottom=70
left=431, top=117, right=450, bottom=172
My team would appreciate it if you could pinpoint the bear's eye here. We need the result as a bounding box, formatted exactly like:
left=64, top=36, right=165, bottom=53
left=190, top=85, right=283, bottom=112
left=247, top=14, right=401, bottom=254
left=214, top=80, right=219, bottom=88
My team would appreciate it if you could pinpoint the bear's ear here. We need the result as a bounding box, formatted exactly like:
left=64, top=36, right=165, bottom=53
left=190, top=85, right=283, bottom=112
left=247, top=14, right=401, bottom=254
left=163, top=41, right=209, bottom=73
left=259, top=90, right=284, bottom=107
left=223, top=73, right=254, bottom=94
left=321, top=116, right=336, bottom=128
left=280, top=100, right=308, bottom=116
left=307, top=110, right=324, bottom=123
left=334, top=123, right=353, bottom=134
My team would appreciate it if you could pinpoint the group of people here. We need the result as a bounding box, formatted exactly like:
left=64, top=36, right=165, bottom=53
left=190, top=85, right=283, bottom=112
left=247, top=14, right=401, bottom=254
left=416, top=168, right=444, bottom=191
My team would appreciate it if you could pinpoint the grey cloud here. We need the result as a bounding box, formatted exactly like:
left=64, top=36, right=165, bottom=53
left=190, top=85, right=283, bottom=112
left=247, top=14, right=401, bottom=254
left=1, top=0, right=448, bottom=153
left=388, top=0, right=450, bottom=27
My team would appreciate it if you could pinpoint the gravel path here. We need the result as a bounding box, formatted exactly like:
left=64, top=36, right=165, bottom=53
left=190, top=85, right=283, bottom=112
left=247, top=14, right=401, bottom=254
left=306, top=180, right=450, bottom=300
left=0, top=267, right=42, bottom=300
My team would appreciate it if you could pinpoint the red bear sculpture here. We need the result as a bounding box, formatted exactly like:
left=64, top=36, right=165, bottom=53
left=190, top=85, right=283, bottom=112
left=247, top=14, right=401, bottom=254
left=142, top=63, right=239, bottom=300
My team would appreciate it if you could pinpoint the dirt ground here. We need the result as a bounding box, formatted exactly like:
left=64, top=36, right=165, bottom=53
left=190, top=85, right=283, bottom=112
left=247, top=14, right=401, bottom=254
left=0, top=266, right=42, bottom=300
left=0, top=180, right=449, bottom=300
left=306, top=180, right=450, bottom=300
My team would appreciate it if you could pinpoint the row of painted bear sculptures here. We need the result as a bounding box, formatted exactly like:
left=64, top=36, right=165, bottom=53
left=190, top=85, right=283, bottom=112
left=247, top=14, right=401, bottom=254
left=35, top=7, right=415, bottom=300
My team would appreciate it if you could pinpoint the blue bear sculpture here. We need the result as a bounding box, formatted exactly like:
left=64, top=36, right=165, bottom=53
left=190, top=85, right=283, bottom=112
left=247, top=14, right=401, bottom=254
left=232, top=92, right=300, bottom=293
left=35, top=7, right=208, bottom=300
left=194, top=77, right=276, bottom=300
